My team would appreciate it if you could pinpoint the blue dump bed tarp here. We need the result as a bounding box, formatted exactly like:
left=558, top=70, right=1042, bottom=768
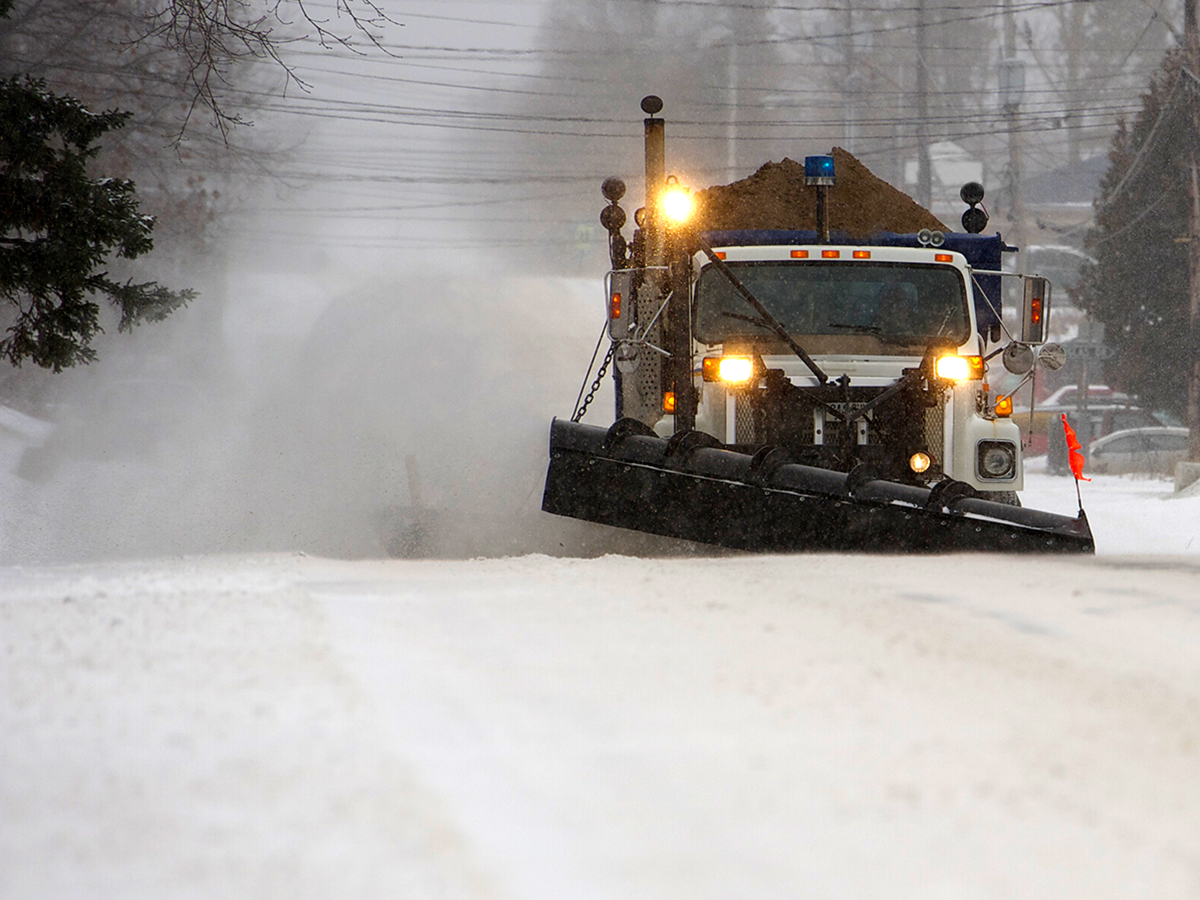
left=702, top=229, right=1014, bottom=335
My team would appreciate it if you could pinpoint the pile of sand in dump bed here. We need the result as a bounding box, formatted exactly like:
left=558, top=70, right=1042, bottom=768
left=693, top=147, right=947, bottom=238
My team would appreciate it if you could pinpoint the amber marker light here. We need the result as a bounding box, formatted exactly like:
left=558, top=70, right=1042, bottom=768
left=662, top=391, right=676, bottom=413
left=852, top=250, right=871, bottom=259
left=610, top=292, right=622, bottom=319
left=821, top=249, right=840, bottom=259
left=995, top=394, right=1014, bottom=417
left=909, top=451, right=932, bottom=474
left=790, top=250, right=809, bottom=258
left=935, top=253, right=954, bottom=262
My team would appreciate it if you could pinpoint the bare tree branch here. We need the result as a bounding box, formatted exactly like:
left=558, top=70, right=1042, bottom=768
left=137, top=0, right=399, bottom=143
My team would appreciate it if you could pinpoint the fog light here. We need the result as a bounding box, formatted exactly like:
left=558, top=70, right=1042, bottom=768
left=977, top=441, right=1016, bottom=479
left=909, top=451, right=932, bottom=474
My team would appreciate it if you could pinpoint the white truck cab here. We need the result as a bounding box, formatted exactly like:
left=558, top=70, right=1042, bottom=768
left=642, top=242, right=1025, bottom=493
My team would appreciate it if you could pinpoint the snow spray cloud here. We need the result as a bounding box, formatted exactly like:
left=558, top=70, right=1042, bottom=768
left=0, top=252, right=659, bottom=563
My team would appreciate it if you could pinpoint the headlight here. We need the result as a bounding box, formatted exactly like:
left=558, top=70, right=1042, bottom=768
left=977, top=441, right=1016, bottom=479
left=718, top=356, right=754, bottom=384
left=934, top=354, right=984, bottom=382
left=935, top=355, right=968, bottom=381
left=702, top=356, right=755, bottom=384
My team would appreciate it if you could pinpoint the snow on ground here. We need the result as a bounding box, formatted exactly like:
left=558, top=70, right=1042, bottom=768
left=1023, top=463, right=1200, bottom=555
left=3, top=349, right=1200, bottom=900
left=2, top=523, right=1200, bottom=898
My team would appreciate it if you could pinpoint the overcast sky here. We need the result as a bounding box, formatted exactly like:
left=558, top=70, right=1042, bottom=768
left=227, top=0, right=1175, bottom=276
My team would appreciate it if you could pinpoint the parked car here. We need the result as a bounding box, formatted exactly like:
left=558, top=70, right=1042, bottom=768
left=1040, top=384, right=1131, bottom=408
left=1087, top=426, right=1190, bottom=476
left=1023, top=403, right=1163, bottom=459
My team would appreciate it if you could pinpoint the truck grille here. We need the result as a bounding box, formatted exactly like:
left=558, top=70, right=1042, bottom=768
left=728, top=374, right=940, bottom=483
left=924, top=405, right=944, bottom=469
left=735, top=393, right=756, bottom=443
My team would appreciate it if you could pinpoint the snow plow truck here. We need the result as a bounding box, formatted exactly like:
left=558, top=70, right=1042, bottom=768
left=542, top=96, right=1093, bottom=554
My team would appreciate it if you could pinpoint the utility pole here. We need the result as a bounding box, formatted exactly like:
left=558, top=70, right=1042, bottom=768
left=726, top=40, right=739, bottom=182
left=843, top=4, right=857, bottom=152
left=915, top=0, right=932, bottom=209
left=1001, top=0, right=1025, bottom=258
left=1063, top=1, right=1085, bottom=165
left=1186, top=0, right=1200, bottom=462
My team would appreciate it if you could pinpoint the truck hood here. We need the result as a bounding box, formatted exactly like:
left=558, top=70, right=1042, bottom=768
left=758, top=353, right=923, bottom=386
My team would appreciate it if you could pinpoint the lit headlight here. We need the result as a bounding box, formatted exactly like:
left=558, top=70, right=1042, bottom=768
left=934, top=354, right=983, bottom=382
left=718, top=356, right=754, bottom=384
left=935, top=354, right=969, bottom=381
left=702, top=355, right=756, bottom=384
left=662, top=187, right=693, bottom=224
left=977, top=440, right=1016, bottom=479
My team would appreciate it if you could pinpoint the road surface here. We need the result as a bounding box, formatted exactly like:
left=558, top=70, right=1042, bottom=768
left=3, top=550, right=1199, bottom=899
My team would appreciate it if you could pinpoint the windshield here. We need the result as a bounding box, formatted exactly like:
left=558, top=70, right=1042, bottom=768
left=694, top=261, right=970, bottom=347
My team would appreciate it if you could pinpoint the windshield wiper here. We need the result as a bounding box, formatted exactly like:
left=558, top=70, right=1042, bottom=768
left=827, top=322, right=881, bottom=334
left=721, top=311, right=773, bottom=329
left=694, top=238, right=828, bottom=384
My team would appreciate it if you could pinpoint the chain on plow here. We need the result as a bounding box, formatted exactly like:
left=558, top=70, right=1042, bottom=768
left=571, top=344, right=613, bottom=423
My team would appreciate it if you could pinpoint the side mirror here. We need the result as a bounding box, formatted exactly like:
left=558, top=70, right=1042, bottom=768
left=1021, top=277, right=1051, bottom=344
left=606, top=270, right=634, bottom=339
left=1037, top=342, right=1066, bottom=371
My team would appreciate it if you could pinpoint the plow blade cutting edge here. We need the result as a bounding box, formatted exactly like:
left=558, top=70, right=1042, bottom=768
left=542, top=418, right=1094, bottom=554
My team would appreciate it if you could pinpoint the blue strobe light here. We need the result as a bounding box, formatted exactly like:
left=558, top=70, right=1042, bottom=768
left=804, top=155, right=835, bottom=186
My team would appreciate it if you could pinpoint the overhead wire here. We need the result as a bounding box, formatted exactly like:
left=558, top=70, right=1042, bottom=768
left=165, top=0, right=1167, bottom=246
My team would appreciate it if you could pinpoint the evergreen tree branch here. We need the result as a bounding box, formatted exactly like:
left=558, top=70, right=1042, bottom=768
left=0, top=75, right=195, bottom=371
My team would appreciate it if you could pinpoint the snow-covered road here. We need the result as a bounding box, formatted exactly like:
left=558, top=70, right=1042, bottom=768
left=4, top=550, right=1199, bottom=899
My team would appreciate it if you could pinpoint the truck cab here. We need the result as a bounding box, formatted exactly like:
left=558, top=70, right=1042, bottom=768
left=611, top=234, right=1026, bottom=495
left=688, top=242, right=1021, bottom=493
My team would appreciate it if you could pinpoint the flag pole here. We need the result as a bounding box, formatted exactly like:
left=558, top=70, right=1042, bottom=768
left=1061, top=413, right=1090, bottom=517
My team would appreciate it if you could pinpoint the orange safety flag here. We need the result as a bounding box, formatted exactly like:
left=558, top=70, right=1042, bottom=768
left=1061, top=414, right=1091, bottom=482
